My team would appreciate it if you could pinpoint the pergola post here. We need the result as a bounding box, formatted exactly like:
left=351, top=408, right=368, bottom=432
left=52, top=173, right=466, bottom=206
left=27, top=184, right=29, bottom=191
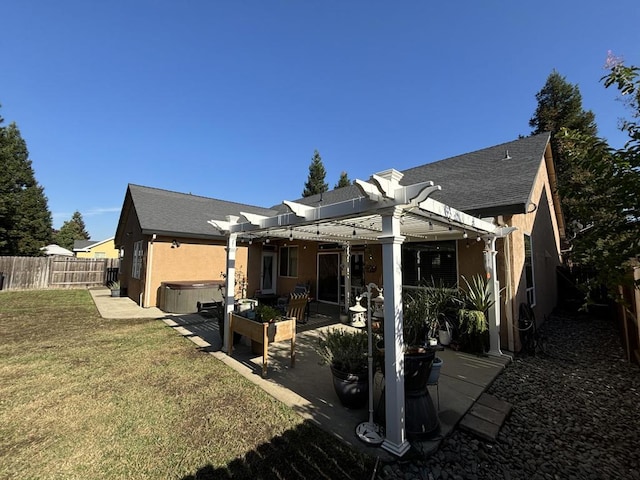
left=483, top=236, right=503, bottom=357
left=223, top=233, right=238, bottom=353
left=344, top=243, right=351, bottom=314
left=379, top=208, right=410, bottom=457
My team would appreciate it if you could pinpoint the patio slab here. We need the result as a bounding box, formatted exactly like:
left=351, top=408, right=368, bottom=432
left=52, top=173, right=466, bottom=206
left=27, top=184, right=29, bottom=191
left=89, top=287, right=512, bottom=459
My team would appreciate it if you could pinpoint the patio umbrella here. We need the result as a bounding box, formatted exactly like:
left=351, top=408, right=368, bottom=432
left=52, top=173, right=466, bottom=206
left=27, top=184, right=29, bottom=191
left=355, top=282, right=384, bottom=446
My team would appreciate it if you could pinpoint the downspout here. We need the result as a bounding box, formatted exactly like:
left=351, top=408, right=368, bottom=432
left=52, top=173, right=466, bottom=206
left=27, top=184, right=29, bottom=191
left=497, top=216, right=515, bottom=352
left=144, top=234, right=156, bottom=308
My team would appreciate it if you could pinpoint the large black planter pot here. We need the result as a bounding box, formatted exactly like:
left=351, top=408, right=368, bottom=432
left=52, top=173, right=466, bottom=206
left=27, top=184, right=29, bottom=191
left=330, top=365, right=368, bottom=409
left=404, top=349, right=439, bottom=440
left=374, top=349, right=440, bottom=440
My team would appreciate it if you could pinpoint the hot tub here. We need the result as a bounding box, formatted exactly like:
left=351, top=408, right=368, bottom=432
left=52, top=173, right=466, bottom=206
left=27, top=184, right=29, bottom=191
left=160, top=280, right=224, bottom=314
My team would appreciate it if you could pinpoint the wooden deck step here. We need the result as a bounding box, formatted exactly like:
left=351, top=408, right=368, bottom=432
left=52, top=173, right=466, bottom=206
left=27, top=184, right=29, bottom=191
left=459, top=393, right=512, bottom=441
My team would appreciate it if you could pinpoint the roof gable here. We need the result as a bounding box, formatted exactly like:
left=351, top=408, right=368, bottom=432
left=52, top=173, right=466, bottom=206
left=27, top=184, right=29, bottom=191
left=121, top=185, right=279, bottom=238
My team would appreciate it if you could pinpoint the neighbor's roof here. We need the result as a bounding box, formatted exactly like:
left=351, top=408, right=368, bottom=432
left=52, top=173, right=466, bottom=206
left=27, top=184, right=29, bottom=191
left=73, top=237, right=115, bottom=252
left=118, top=185, right=279, bottom=239
left=272, top=132, right=552, bottom=217
left=40, top=244, right=73, bottom=256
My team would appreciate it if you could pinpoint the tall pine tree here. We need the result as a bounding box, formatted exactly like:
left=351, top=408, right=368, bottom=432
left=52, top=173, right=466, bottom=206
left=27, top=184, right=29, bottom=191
left=529, top=71, right=600, bottom=236
left=302, top=150, right=329, bottom=197
left=547, top=54, right=640, bottom=297
left=0, top=108, right=52, bottom=255
left=530, top=70, right=598, bottom=174
left=334, top=171, right=352, bottom=189
left=53, top=211, right=90, bottom=251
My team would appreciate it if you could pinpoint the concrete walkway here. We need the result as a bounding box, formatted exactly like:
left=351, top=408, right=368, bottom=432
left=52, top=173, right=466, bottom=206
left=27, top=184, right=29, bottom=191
left=89, top=287, right=512, bottom=459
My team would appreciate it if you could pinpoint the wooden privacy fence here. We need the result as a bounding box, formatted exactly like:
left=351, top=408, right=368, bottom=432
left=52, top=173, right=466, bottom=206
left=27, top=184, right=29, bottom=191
left=0, top=256, right=120, bottom=291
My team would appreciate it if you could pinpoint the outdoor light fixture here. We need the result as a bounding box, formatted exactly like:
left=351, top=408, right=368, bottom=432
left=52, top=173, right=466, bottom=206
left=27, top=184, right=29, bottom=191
left=448, top=225, right=453, bottom=231
left=429, top=221, right=434, bottom=230
left=463, top=230, right=468, bottom=239
left=289, top=228, right=293, bottom=241
left=353, top=227, right=357, bottom=236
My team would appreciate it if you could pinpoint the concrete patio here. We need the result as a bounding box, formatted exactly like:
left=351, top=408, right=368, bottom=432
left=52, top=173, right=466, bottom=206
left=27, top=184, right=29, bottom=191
left=89, top=287, right=512, bottom=460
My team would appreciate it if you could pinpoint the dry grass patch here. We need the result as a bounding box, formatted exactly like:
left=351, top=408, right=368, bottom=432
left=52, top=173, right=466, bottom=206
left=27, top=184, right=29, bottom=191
left=0, top=290, right=376, bottom=479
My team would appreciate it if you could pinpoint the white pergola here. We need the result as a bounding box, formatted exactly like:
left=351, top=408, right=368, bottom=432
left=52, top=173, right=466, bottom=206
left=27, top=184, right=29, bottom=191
left=210, top=169, right=514, bottom=457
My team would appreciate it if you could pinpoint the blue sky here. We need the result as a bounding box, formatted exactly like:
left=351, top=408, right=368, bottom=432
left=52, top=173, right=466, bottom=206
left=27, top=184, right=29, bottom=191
left=2, top=1, right=639, bottom=241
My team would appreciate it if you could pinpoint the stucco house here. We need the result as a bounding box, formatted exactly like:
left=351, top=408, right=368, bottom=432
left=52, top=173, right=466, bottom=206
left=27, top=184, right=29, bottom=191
left=114, top=184, right=278, bottom=309
left=114, top=132, right=563, bottom=353
left=113, top=132, right=564, bottom=456
left=73, top=237, right=120, bottom=259
left=226, top=132, right=562, bottom=352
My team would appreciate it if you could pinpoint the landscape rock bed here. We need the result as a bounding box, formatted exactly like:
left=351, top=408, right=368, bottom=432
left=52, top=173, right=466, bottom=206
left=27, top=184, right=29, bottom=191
left=381, top=311, right=640, bottom=480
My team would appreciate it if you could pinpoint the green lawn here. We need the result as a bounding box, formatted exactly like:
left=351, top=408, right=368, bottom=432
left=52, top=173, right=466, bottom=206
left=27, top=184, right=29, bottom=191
left=0, top=290, right=376, bottom=479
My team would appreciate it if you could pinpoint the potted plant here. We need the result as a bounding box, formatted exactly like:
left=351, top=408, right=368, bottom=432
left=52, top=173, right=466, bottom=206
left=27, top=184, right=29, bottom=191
left=315, top=328, right=369, bottom=409
left=402, top=281, right=461, bottom=349
left=457, top=274, right=495, bottom=355
left=108, top=280, right=122, bottom=297
left=255, top=304, right=282, bottom=323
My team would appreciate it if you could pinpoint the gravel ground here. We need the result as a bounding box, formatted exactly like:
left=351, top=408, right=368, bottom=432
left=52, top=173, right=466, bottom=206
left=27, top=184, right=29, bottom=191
left=379, top=309, right=640, bottom=480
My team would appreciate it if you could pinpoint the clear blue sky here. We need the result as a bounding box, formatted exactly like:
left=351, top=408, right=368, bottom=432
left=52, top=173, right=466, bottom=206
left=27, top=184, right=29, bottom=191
left=2, top=1, right=639, bottom=241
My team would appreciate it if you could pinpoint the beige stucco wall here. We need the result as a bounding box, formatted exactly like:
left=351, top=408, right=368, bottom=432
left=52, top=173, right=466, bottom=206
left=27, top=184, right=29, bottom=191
left=76, top=238, right=120, bottom=259
left=147, top=236, right=248, bottom=308
left=497, top=155, right=563, bottom=351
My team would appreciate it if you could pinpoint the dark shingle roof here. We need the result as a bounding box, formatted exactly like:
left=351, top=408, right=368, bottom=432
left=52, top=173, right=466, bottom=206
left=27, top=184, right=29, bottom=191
left=122, top=133, right=551, bottom=237
left=400, top=133, right=551, bottom=215
left=127, top=185, right=279, bottom=237
left=73, top=240, right=96, bottom=251
left=275, top=133, right=551, bottom=217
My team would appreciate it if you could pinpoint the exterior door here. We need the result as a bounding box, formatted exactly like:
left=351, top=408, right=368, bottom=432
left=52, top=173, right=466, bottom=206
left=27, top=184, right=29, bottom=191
left=261, top=251, right=277, bottom=294
left=317, top=252, right=340, bottom=303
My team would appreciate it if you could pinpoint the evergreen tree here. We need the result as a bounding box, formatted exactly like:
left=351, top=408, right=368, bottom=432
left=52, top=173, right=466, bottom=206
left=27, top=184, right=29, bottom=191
left=557, top=54, right=640, bottom=296
left=302, top=150, right=329, bottom=197
left=530, top=70, right=597, bottom=137
left=53, top=211, right=90, bottom=250
left=334, top=171, right=352, bottom=189
left=529, top=71, right=600, bottom=236
left=0, top=108, right=52, bottom=255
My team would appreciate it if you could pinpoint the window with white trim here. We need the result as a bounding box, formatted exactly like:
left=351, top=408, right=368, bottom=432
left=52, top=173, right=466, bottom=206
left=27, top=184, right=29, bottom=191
left=524, top=234, right=536, bottom=306
left=279, top=246, right=298, bottom=277
left=401, top=241, right=458, bottom=288
left=132, top=240, right=143, bottom=279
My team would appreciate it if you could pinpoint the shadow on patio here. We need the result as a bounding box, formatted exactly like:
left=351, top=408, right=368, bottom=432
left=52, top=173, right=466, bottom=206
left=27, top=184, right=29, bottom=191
left=163, top=304, right=511, bottom=460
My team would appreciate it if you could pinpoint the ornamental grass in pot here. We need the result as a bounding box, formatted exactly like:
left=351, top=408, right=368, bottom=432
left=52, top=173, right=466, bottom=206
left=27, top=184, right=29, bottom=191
left=315, top=328, right=369, bottom=409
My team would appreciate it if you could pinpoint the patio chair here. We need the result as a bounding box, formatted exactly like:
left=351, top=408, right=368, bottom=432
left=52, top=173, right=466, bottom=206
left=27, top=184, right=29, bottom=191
left=285, top=292, right=309, bottom=324
left=277, top=283, right=310, bottom=311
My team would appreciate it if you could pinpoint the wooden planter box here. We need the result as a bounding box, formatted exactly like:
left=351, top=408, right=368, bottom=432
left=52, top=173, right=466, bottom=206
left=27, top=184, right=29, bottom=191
left=228, top=312, right=296, bottom=377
